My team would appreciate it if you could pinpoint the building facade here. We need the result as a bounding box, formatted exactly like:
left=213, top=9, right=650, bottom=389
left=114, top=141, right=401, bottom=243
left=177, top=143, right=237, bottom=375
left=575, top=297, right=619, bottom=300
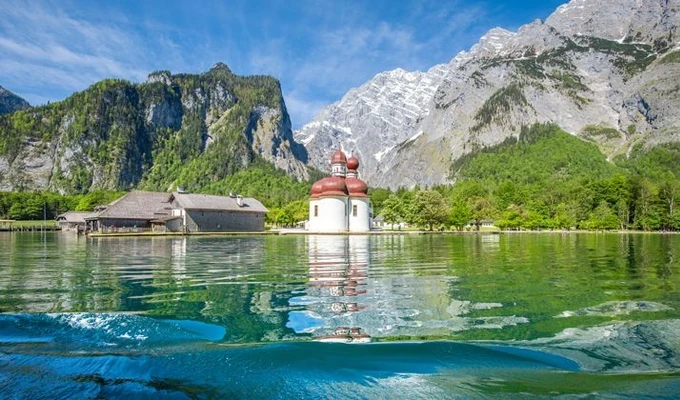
left=308, top=150, right=372, bottom=233
left=85, top=191, right=268, bottom=233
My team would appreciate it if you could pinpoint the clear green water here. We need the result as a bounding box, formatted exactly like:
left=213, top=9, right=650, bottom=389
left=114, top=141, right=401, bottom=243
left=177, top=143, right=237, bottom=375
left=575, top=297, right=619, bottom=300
left=1, top=232, right=680, bottom=398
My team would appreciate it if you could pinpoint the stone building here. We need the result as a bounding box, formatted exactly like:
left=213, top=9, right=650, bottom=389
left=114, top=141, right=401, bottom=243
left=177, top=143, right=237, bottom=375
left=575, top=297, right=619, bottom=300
left=307, top=149, right=372, bottom=233
left=85, top=191, right=267, bottom=233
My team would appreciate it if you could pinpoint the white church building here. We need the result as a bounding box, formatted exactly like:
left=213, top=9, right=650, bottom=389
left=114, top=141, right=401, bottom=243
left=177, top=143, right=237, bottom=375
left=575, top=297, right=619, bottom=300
left=307, top=149, right=372, bottom=233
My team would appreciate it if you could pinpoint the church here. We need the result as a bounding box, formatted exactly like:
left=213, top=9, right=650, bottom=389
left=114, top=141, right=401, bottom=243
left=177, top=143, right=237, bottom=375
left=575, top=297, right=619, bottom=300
left=307, top=149, right=372, bottom=233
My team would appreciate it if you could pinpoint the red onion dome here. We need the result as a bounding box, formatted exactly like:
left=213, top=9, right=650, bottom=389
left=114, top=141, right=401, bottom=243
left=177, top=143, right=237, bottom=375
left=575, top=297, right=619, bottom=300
left=345, top=177, right=368, bottom=197
left=346, top=155, right=359, bottom=171
left=321, top=176, right=348, bottom=196
left=310, top=179, right=324, bottom=198
left=331, top=149, right=347, bottom=164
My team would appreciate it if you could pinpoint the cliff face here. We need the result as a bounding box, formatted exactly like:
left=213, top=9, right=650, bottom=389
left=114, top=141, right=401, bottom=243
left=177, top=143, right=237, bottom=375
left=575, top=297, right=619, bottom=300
left=297, top=0, right=680, bottom=189
left=0, top=86, right=30, bottom=116
left=0, top=63, right=310, bottom=193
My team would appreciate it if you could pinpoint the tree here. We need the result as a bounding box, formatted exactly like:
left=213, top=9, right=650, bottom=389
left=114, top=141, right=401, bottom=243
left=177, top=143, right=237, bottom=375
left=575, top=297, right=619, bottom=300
left=658, top=177, right=679, bottom=230
left=582, top=201, right=620, bottom=230
left=412, top=190, right=450, bottom=230
left=468, top=196, right=495, bottom=231
left=282, top=200, right=308, bottom=226
left=523, top=210, right=546, bottom=230
left=496, top=204, right=524, bottom=231
left=380, top=194, right=403, bottom=229
left=369, top=188, right=392, bottom=216
left=449, top=201, right=472, bottom=231
left=553, top=203, right=576, bottom=230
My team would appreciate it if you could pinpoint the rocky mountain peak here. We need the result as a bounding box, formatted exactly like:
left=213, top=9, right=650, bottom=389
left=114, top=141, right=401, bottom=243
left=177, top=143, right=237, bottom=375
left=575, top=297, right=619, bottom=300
left=209, top=62, right=233, bottom=75
left=468, top=27, right=516, bottom=58
left=546, top=0, right=679, bottom=47
left=146, top=70, right=172, bottom=85
left=297, top=0, right=680, bottom=190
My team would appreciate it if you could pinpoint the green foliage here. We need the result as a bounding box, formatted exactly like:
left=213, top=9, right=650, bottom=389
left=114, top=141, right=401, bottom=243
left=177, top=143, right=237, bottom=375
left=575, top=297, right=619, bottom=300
left=448, top=201, right=472, bottom=231
left=202, top=159, right=311, bottom=209
left=659, top=50, right=680, bottom=64
left=616, top=143, right=680, bottom=180
left=471, top=84, right=529, bottom=132
left=368, top=187, right=391, bottom=216
left=581, top=124, right=621, bottom=140
left=75, top=190, right=125, bottom=211
left=443, top=123, right=680, bottom=232
left=380, top=194, right=403, bottom=229
left=411, top=190, right=450, bottom=230
left=0, top=191, right=80, bottom=220
left=452, top=123, right=618, bottom=185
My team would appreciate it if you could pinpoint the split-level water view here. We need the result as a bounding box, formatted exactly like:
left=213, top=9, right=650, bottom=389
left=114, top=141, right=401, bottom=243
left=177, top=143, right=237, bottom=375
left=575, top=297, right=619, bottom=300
left=2, top=232, right=680, bottom=398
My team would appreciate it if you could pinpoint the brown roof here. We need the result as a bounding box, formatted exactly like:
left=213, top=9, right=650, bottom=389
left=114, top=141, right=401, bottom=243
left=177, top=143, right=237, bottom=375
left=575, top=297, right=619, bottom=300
left=56, top=211, right=94, bottom=223
left=172, top=193, right=268, bottom=213
left=150, top=215, right=182, bottom=223
left=88, top=191, right=173, bottom=220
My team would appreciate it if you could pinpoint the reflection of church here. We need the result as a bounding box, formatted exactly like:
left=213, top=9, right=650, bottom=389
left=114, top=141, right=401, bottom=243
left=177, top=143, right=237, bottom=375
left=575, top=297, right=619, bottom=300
left=302, top=235, right=372, bottom=343
left=307, top=149, right=372, bottom=233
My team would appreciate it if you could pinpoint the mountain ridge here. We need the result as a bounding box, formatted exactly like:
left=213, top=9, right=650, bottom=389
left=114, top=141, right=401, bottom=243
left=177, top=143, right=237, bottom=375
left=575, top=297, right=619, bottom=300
left=0, top=64, right=311, bottom=194
left=296, top=0, right=680, bottom=189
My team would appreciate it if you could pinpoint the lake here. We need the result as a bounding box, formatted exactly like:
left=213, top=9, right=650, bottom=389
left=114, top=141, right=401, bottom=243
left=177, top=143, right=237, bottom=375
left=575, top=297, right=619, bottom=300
left=1, top=232, right=680, bottom=398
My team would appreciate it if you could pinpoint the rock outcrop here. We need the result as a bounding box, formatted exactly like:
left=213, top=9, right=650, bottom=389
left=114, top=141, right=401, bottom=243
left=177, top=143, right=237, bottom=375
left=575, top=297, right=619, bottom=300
left=0, top=64, right=310, bottom=193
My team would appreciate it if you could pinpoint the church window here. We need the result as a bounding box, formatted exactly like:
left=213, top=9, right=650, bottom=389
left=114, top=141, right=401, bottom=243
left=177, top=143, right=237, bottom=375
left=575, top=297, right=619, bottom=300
left=314, top=205, right=318, bottom=217
left=352, top=205, right=357, bottom=217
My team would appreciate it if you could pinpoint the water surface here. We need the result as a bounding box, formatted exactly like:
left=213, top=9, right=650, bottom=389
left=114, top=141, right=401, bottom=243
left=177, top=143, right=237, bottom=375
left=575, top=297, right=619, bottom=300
left=1, top=233, right=680, bottom=398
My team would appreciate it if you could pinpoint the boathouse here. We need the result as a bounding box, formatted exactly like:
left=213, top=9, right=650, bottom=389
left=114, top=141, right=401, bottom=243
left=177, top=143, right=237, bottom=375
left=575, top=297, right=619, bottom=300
left=56, top=211, right=94, bottom=232
left=167, top=192, right=268, bottom=232
left=85, top=191, right=268, bottom=233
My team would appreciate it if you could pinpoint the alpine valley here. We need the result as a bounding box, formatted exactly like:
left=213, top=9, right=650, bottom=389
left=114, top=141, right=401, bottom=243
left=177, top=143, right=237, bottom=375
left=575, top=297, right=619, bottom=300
left=295, top=0, right=680, bottom=189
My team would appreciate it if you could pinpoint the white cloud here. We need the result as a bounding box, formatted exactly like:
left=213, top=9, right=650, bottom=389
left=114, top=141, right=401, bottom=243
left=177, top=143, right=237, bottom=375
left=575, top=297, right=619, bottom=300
left=0, top=1, right=181, bottom=104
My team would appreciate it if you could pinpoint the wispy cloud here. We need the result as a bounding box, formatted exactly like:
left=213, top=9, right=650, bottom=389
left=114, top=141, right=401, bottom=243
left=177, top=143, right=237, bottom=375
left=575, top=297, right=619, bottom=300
left=0, top=0, right=561, bottom=127
left=0, top=0, right=183, bottom=104
left=250, top=0, right=490, bottom=127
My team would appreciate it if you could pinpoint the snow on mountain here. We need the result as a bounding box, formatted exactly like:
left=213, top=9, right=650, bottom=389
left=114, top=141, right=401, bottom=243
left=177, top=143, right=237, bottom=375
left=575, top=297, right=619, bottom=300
left=297, top=0, right=680, bottom=189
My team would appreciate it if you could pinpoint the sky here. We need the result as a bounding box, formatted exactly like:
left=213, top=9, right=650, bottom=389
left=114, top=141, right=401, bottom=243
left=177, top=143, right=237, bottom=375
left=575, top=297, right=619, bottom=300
left=0, top=0, right=566, bottom=128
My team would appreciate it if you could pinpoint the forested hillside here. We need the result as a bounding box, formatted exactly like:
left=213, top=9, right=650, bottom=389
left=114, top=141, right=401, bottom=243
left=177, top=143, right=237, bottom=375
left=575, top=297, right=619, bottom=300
left=374, top=124, right=680, bottom=231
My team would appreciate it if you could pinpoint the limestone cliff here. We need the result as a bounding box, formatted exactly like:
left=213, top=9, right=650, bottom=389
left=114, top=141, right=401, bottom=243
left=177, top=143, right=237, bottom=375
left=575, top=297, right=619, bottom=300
left=0, top=63, right=310, bottom=193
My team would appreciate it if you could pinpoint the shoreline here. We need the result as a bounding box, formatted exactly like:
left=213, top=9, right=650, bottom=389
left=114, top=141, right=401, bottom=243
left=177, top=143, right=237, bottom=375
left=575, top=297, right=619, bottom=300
left=80, top=229, right=680, bottom=238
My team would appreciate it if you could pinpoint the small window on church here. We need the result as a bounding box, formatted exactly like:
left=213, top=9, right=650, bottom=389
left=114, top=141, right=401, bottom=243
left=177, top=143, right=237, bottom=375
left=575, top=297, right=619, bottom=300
left=352, top=205, right=357, bottom=217
left=314, top=205, right=318, bottom=217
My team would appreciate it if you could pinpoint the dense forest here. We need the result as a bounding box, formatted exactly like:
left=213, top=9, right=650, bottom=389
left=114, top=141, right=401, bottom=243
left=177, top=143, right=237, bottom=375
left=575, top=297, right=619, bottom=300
left=2, top=123, right=679, bottom=232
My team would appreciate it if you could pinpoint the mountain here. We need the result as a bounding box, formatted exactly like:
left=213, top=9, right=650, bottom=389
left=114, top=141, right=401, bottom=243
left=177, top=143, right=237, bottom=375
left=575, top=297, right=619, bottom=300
left=0, top=85, right=30, bottom=116
left=296, top=0, right=680, bottom=189
left=0, top=63, right=310, bottom=193
left=294, top=65, right=448, bottom=184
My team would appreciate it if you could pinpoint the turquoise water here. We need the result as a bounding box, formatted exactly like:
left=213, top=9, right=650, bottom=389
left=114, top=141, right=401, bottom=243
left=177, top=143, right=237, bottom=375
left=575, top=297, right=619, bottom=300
left=1, top=233, right=680, bottom=398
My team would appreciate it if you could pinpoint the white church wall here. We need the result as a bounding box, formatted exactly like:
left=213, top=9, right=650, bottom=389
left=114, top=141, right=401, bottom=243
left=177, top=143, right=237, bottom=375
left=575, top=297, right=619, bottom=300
left=316, top=196, right=349, bottom=232
left=349, top=198, right=371, bottom=232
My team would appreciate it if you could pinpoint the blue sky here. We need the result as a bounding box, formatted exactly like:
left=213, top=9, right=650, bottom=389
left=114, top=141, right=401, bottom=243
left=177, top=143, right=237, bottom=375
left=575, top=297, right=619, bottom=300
left=0, top=0, right=565, bottom=128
